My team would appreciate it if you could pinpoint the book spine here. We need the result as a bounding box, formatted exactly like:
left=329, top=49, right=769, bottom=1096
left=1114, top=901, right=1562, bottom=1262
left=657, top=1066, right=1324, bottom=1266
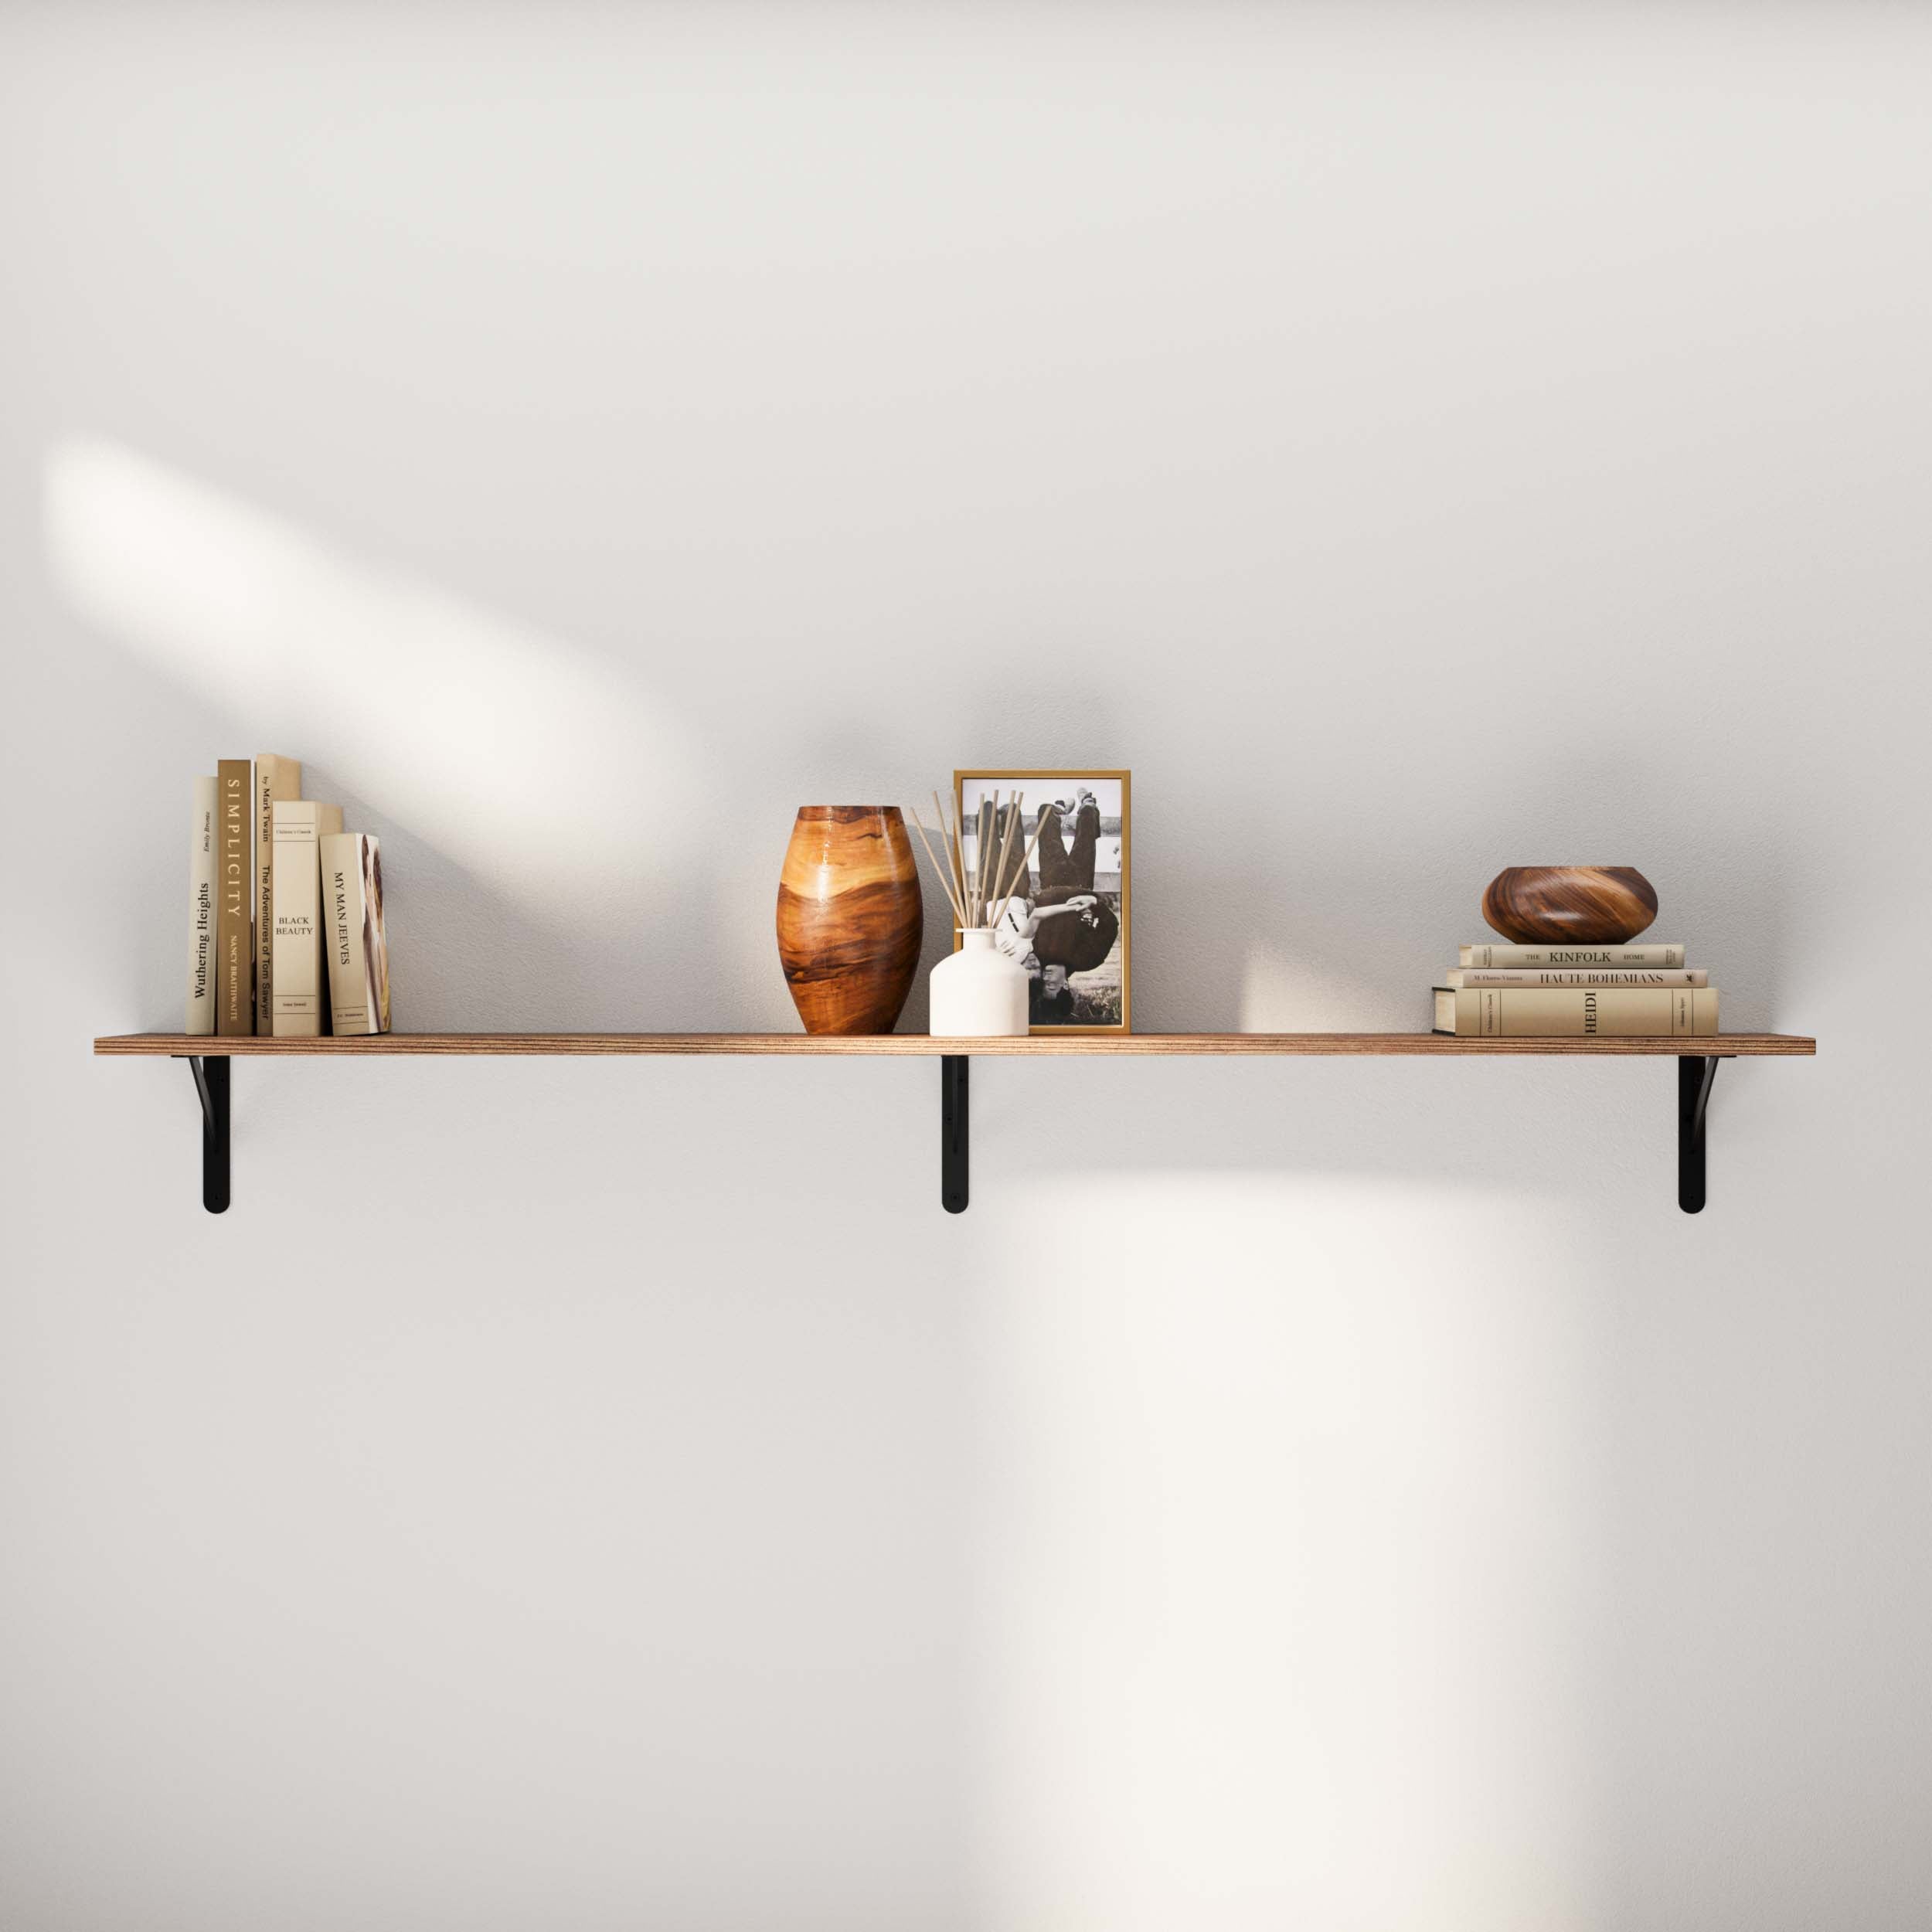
left=185, top=776, right=218, bottom=1036
left=1448, top=968, right=1707, bottom=988
left=215, top=759, right=254, bottom=1034
left=270, top=801, right=343, bottom=1036
left=253, top=755, right=301, bottom=1033
left=1441, top=985, right=1718, bottom=1036
left=321, top=833, right=390, bottom=1036
left=1458, top=943, right=1685, bottom=968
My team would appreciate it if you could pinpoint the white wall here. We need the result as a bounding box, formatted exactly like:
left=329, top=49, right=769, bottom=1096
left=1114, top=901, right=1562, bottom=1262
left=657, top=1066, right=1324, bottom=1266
left=3, top=5, right=1928, bottom=1927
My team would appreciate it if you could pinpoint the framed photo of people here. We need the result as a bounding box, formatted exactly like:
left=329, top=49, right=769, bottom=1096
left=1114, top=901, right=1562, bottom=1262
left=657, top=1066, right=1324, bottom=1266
left=954, top=769, right=1130, bottom=1033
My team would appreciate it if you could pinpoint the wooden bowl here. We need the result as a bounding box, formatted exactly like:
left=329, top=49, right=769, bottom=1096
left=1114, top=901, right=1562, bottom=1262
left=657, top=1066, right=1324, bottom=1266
left=1481, top=866, right=1658, bottom=944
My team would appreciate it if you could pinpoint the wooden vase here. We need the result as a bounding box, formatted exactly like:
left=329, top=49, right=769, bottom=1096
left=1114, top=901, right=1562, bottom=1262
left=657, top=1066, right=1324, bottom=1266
left=776, top=807, right=924, bottom=1034
left=1481, top=866, right=1659, bottom=944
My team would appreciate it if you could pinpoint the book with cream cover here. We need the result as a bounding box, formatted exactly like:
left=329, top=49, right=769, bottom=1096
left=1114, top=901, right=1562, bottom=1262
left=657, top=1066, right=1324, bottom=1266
left=185, top=775, right=217, bottom=1035
left=215, top=758, right=254, bottom=1034
left=1447, top=968, right=1707, bottom=988
left=320, top=832, right=390, bottom=1036
left=1434, top=985, right=1719, bottom=1037
left=253, top=755, right=301, bottom=1033
left=271, top=799, right=344, bottom=1036
left=1458, top=942, right=1685, bottom=969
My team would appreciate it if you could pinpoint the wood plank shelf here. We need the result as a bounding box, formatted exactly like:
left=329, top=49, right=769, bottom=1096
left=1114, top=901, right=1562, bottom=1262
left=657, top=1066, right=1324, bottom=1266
left=94, top=1032, right=1816, bottom=1218
left=94, top=1032, right=1815, bottom=1057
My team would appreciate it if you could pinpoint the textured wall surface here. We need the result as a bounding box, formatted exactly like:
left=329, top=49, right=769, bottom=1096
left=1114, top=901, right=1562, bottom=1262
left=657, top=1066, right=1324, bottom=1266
left=2, top=5, right=1928, bottom=1928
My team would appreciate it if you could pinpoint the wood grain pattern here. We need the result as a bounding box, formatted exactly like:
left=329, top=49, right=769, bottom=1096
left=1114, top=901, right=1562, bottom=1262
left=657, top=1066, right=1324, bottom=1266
left=94, top=1032, right=1816, bottom=1057
left=774, top=806, right=923, bottom=1034
left=1482, top=866, right=1658, bottom=944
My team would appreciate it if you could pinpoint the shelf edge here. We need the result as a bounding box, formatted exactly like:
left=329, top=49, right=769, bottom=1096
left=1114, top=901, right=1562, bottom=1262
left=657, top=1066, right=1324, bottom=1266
left=92, top=1032, right=1819, bottom=1058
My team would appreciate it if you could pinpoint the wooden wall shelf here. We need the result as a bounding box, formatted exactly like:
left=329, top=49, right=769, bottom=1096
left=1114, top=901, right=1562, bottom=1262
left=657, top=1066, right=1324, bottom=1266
left=94, top=1032, right=1816, bottom=1217
left=95, top=1032, right=1813, bottom=1059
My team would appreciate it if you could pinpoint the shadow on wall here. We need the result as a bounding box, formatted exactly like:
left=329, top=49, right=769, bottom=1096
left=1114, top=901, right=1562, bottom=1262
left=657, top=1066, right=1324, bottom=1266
left=961, top=1049, right=1699, bottom=1206
left=43, top=434, right=731, bottom=1028
left=1136, top=791, right=1794, bottom=1037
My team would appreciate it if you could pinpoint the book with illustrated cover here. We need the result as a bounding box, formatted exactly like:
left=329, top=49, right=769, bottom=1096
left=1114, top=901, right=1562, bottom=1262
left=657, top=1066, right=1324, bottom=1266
left=320, top=832, right=390, bottom=1036
left=185, top=775, right=217, bottom=1035
left=215, top=758, right=254, bottom=1034
left=1446, top=968, right=1707, bottom=988
left=253, top=755, right=301, bottom=1033
left=1458, top=942, right=1685, bottom=969
left=1434, top=985, right=1718, bottom=1037
left=270, top=799, right=343, bottom=1036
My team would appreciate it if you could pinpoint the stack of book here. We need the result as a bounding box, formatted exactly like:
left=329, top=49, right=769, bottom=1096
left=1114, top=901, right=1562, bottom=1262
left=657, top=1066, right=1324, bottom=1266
left=184, top=755, right=391, bottom=1039
left=1432, top=940, right=1716, bottom=1037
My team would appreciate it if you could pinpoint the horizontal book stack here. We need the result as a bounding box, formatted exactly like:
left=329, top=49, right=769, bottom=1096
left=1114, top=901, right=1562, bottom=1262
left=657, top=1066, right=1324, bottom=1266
left=1432, top=941, right=1718, bottom=1037
left=184, top=754, right=391, bottom=1039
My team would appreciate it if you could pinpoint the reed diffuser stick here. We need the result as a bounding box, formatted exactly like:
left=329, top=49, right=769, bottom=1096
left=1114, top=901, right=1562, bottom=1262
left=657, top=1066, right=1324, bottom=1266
left=966, top=791, right=984, bottom=927
left=990, top=812, right=1049, bottom=933
left=934, top=790, right=969, bottom=929
left=966, top=792, right=981, bottom=927
left=984, top=793, right=1002, bottom=925
left=965, top=794, right=981, bottom=927
left=1012, top=793, right=1029, bottom=898
left=976, top=798, right=995, bottom=926
left=978, top=792, right=998, bottom=927
left=907, top=808, right=967, bottom=929
left=988, top=794, right=1021, bottom=923
left=1003, top=792, right=1024, bottom=902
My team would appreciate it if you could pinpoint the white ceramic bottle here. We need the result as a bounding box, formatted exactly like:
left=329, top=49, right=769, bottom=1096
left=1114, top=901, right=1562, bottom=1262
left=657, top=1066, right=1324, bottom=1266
left=928, top=927, right=1029, bottom=1036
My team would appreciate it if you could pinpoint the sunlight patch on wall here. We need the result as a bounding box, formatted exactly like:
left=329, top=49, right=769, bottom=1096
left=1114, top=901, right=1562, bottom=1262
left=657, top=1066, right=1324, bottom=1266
left=1240, top=938, right=1388, bottom=1032
left=45, top=436, right=697, bottom=903
left=969, top=1172, right=1608, bottom=1927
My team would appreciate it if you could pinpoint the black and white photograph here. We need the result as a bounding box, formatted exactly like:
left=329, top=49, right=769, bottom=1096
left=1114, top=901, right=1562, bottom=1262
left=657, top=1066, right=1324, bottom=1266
left=955, top=770, right=1130, bottom=1032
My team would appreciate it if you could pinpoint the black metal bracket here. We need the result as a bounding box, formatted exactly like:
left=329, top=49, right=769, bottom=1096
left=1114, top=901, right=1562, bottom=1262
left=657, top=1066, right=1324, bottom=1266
left=1678, top=1054, right=1724, bottom=1214
left=941, top=1055, right=968, bottom=1213
left=182, top=1054, right=230, bottom=1214
left=942, top=1051, right=1733, bottom=1216
left=160, top=1049, right=1740, bottom=1220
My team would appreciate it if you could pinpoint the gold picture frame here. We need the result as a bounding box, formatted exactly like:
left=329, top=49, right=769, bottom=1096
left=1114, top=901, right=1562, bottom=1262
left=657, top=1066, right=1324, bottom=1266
left=952, top=769, right=1131, bottom=1034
